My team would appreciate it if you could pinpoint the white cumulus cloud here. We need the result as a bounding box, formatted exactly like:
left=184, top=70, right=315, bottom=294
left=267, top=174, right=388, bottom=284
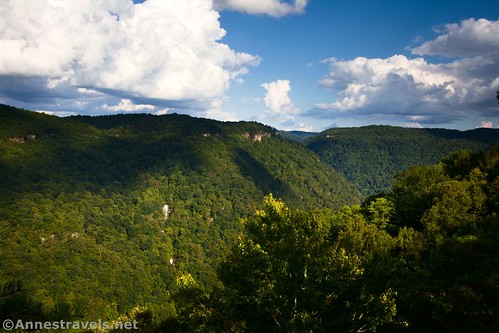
left=213, top=0, right=308, bottom=17
left=261, top=79, right=299, bottom=115
left=412, top=18, right=499, bottom=58
left=311, top=18, right=499, bottom=126
left=0, top=0, right=260, bottom=114
left=317, top=55, right=468, bottom=113
left=259, top=79, right=305, bottom=130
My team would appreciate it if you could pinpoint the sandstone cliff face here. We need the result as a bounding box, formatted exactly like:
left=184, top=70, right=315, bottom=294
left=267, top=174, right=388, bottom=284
left=8, top=134, right=36, bottom=143
left=242, top=131, right=272, bottom=142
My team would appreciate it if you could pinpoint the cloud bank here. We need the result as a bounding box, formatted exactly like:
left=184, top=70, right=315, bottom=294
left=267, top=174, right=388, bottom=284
left=213, top=0, right=308, bottom=17
left=311, top=18, right=499, bottom=126
left=0, top=0, right=260, bottom=115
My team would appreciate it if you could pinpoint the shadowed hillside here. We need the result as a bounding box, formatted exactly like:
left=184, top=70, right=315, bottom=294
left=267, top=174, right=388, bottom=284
left=306, top=125, right=499, bottom=196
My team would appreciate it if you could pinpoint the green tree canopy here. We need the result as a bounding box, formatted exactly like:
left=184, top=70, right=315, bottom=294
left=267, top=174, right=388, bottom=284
left=217, top=195, right=399, bottom=332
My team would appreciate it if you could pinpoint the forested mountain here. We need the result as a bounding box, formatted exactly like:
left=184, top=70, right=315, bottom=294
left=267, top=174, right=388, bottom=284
left=278, top=130, right=318, bottom=143
left=1, top=105, right=497, bottom=332
left=306, top=125, right=499, bottom=196
left=186, top=146, right=498, bottom=333
left=0, top=104, right=360, bottom=320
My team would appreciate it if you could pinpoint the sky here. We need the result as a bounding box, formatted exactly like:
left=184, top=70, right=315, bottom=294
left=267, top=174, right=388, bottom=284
left=0, top=0, right=498, bottom=131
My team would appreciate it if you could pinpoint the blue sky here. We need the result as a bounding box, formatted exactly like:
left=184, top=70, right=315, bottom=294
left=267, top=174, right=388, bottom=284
left=1, top=0, right=498, bottom=131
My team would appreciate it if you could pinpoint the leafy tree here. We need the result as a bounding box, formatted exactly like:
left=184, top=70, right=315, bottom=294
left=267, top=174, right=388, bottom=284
left=218, top=195, right=399, bottom=332
left=391, top=164, right=449, bottom=230
left=364, top=197, right=394, bottom=230
left=421, top=172, right=487, bottom=241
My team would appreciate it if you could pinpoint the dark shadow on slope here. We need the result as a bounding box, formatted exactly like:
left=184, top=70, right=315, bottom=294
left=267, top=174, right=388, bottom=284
left=0, top=106, right=211, bottom=196
left=234, top=148, right=292, bottom=200
left=424, top=127, right=499, bottom=144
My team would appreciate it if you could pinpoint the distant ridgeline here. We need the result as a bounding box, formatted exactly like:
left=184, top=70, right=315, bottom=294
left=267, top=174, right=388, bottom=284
left=0, top=104, right=360, bottom=319
left=306, top=125, right=499, bottom=197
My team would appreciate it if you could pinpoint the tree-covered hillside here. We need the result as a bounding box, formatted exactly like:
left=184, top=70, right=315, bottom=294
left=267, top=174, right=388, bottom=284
left=146, top=144, right=499, bottom=333
left=278, top=130, right=318, bottom=143
left=2, top=104, right=497, bottom=332
left=306, top=125, right=499, bottom=196
left=0, top=104, right=360, bottom=320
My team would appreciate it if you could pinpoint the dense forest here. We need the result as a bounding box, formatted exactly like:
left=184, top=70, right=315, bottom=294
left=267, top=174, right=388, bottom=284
left=307, top=125, right=499, bottom=196
left=0, top=104, right=359, bottom=322
left=0, top=105, right=498, bottom=332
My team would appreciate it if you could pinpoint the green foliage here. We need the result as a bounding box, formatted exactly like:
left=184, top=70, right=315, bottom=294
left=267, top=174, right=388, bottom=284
left=0, top=280, right=85, bottom=327
left=1, top=104, right=497, bottom=332
left=0, top=104, right=359, bottom=322
left=166, top=155, right=498, bottom=332
left=217, top=195, right=399, bottom=332
left=306, top=125, right=499, bottom=197
left=391, top=164, right=450, bottom=230
left=384, top=144, right=499, bottom=332
left=278, top=130, right=318, bottom=143
left=365, top=197, right=394, bottom=230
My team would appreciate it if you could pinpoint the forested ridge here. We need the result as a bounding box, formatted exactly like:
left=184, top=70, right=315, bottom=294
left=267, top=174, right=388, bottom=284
left=0, top=105, right=359, bottom=323
left=0, top=105, right=498, bottom=332
left=306, top=125, right=499, bottom=197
